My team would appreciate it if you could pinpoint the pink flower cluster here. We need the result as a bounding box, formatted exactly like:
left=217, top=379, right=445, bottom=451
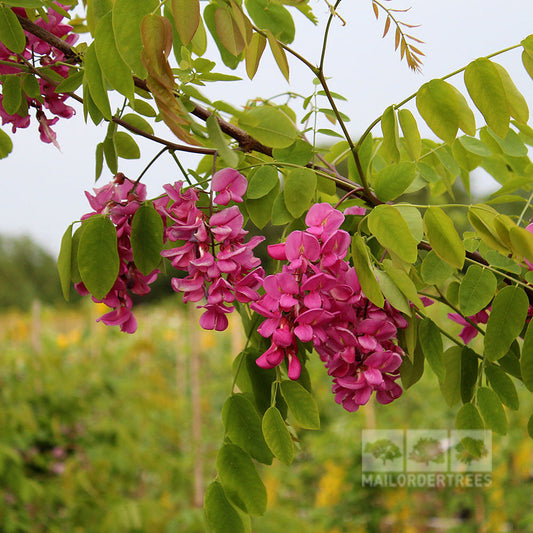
left=75, top=174, right=160, bottom=334
left=251, top=203, right=408, bottom=412
left=161, top=168, right=264, bottom=331
left=0, top=3, right=77, bottom=147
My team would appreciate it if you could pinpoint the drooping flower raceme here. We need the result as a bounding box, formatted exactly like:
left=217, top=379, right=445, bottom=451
left=251, top=203, right=408, bottom=412
left=0, top=3, right=77, bottom=147
left=75, top=174, right=160, bottom=334
left=161, top=171, right=264, bottom=331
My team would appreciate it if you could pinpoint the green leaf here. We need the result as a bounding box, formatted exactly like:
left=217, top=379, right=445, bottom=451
left=265, top=28, right=289, bottom=81
left=0, top=128, right=13, bottom=159
left=399, top=345, right=424, bottom=389
left=521, top=319, right=533, bottom=392
left=418, top=318, right=445, bottom=381
left=0, top=6, right=26, bottom=53
left=423, top=206, right=464, bottom=269
left=464, top=58, right=509, bottom=138
left=262, top=406, right=294, bottom=466
left=95, top=11, right=135, bottom=101
left=280, top=380, right=320, bottom=430
left=245, top=182, right=279, bottom=229
left=204, top=481, right=247, bottom=533
left=103, top=127, right=117, bottom=174
left=245, top=0, right=295, bottom=43
left=215, top=7, right=245, bottom=56
left=115, top=131, right=140, bottom=159
left=4, top=1, right=45, bottom=7
left=112, top=0, right=158, bottom=78
left=77, top=215, right=119, bottom=300
left=283, top=167, right=316, bottom=218
left=380, top=105, right=400, bottom=162
left=272, top=139, right=312, bottom=167
left=70, top=225, right=83, bottom=284
left=121, top=113, right=154, bottom=135
left=394, top=205, right=424, bottom=242
left=493, top=62, right=529, bottom=125
left=376, top=270, right=411, bottom=316
left=439, top=346, right=462, bottom=407
left=486, top=127, right=528, bottom=157
left=382, top=260, right=424, bottom=310
left=246, top=166, right=278, bottom=199
left=458, top=265, right=497, bottom=316
left=421, top=250, right=455, bottom=285
left=509, top=226, right=533, bottom=265
left=223, top=394, right=273, bottom=465
left=238, top=106, right=297, bottom=148
left=416, top=79, right=470, bottom=144
left=83, top=44, right=112, bottom=120
left=484, top=365, right=519, bottom=410
left=398, top=108, right=421, bottom=160
left=131, top=99, right=157, bottom=117
left=206, top=114, right=238, bottom=167
left=57, top=224, right=73, bottom=301
left=458, top=135, right=492, bottom=157
left=271, top=192, right=293, bottom=225
left=216, top=443, right=267, bottom=516
left=484, top=286, right=529, bottom=362
left=171, top=0, right=200, bottom=45
left=455, top=403, right=484, bottom=430
left=461, top=347, right=478, bottom=404
left=468, top=204, right=509, bottom=254
left=245, top=31, right=266, bottom=79
left=373, top=162, right=416, bottom=202
left=367, top=204, right=418, bottom=264
left=55, top=69, right=84, bottom=93
left=130, top=204, right=164, bottom=275
left=95, top=142, right=104, bottom=180
left=1, top=75, right=22, bottom=115
left=477, top=386, right=508, bottom=435
left=351, top=235, right=384, bottom=308
left=204, top=3, right=243, bottom=69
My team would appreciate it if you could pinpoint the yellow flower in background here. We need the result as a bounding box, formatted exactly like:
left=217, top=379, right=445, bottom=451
left=316, top=460, right=346, bottom=507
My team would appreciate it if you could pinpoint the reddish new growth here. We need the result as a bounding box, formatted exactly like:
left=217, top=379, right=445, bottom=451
left=0, top=3, right=77, bottom=147
left=75, top=174, right=160, bottom=334
left=251, top=203, right=408, bottom=412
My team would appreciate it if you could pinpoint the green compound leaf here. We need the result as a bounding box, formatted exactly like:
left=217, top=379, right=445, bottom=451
left=458, top=264, right=497, bottom=317
left=367, top=204, right=418, bottom=264
left=380, top=105, right=400, bottom=162
left=262, top=406, right=294, bottom=466
left=484, top=365, right=519, bottom=411
left=423, top=206, right=464, bottom=269
left=238, top=106, right=297, bottom=149
left=77, top=215, right=119, bottom=300
left=0, top=6, right=26, bottom=53
left=283, top=167, right=316, bottom=218
left=484, top=286, right=528, bottom=362
left=477, top=386, right=508, bottom=435
left=130, top=204, right=164, bottom=275
left=280, top=379, right=320, bottom=430
left=222, top=393, right=273, bottom=465
left=204, top=481, right=247, bottom=533
left=216, top=443, right=267, bottom=516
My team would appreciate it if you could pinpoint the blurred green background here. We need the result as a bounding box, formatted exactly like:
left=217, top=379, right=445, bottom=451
left=0, top=236, right=532, bottom=532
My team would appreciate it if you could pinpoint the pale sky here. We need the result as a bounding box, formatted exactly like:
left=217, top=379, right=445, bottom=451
left=1, top=0, right=532, bottom=255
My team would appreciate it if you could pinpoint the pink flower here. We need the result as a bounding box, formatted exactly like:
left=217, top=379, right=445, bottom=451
left=212, top=168, right=247, bottom=205
left=344, top=206, right=366, bottom=216
left=448, top=310, right=489, bottom=344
